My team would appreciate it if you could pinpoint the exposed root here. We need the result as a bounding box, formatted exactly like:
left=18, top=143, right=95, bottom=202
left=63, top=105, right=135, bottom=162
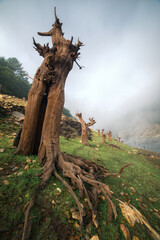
left=19, top=152, right=132, bottom=240
left=54, top=170, right=84, bottom=227
left=77, top=174, right=93, bottom=211
left=22, top=195, right=35, bottom=240
left=102, top=163, right=133, bottom=178
left=21, top=167, right=54, bottom=240
left=22, top=183, right=45, bottom=240
left=57, top=153, right=131, bottom=222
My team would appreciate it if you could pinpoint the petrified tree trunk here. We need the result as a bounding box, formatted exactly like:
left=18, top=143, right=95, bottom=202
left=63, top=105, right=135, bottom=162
left=102, top=133, right=106, bottom=144
left=16, top=12, right=82, bottom=158
left=14, top=8, right=132, bottom=240
left=76, top=113, right=95, bottom=145
left=107, top=130, right=112, bottom=142
left=101, top=129, right=105, bottom=135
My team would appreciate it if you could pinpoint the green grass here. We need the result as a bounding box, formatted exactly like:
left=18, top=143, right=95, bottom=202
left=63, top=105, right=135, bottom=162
left=59, top=133, right=160, bottom=239
left=0, top=115, right=160, bottom=239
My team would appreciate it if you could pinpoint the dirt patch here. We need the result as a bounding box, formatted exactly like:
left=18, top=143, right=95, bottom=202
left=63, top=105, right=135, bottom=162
left=109, top=144, right=121, bottom=150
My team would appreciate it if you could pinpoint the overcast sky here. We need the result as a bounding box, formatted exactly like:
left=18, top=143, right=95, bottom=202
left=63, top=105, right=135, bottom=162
left=0, top=0, right=160, bottom=133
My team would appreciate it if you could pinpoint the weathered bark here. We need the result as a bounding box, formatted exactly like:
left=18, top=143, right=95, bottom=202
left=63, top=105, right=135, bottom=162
left=16, top=8, right=81, bottom=157
left=14, top=8, right=132, bottom=240
left=15, top=78, right=46, bottom=155
left=76, top=113, right=96, bottom=145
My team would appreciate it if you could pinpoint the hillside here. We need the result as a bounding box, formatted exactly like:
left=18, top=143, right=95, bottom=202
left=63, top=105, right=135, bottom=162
left=0, top=100, right=160, bottom=239
left=0, top=94, right=92, bottom=143
left=0, top=94, right=74, bottom=124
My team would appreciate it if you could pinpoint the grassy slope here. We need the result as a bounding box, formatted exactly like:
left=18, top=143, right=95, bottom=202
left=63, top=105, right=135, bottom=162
left=0, top=116, right=160, bottom=240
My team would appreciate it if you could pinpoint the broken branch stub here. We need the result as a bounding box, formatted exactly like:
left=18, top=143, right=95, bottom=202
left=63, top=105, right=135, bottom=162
left=87, top=117, right=96, bottom=127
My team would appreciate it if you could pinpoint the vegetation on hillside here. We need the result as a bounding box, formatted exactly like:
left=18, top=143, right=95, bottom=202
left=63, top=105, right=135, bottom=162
left=62, top=107, right=73, bottom=118
left=0, top=57, right=31, bottom=99
left=0, top=93, right=73, bottom=120
left=0, top=113, right=160, bottom=240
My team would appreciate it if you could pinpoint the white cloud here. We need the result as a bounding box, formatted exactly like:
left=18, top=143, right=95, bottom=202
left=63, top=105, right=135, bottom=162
left=0, top=0, right=160, bottom=132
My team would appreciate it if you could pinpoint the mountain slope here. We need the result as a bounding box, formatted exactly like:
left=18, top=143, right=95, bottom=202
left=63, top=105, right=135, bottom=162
left=0, top=112, right=160, bottom=239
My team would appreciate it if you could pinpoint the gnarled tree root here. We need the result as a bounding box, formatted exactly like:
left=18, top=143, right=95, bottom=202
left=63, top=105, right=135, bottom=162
left=20, top=153, right=132, bottom=240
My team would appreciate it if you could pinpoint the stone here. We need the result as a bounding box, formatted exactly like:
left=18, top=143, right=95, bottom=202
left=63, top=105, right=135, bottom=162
left=72, top=211, right=81, bottom=221
left=3, top=180, right=9, bottom=185
left=12, top=111, right=25, bottom=120
left=89, top=236, right=99, bottom=240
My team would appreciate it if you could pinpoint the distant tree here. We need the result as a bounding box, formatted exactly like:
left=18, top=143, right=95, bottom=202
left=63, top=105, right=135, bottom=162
left=101, top=129, right=105, bottom=135
left=0, top=57, right=31, bottom=98
left=0, top=57, right=6, bottom=67
left=102, top=132, right=106, bottom=144
left=62, top=107, right=73, bottom=118
left=76, top=113, right=96, bottom=145
left=7, top=57, right=29, bottom=81
left=0, top=66, right=15, bottom=95
left=107, top=130, right=112, bottom=142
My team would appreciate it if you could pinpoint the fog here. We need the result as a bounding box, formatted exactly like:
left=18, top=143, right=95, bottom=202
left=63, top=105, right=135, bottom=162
left=0, top=0, right=160, bottom=141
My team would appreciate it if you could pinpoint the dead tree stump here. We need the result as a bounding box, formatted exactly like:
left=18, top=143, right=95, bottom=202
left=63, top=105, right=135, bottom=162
left=102, top=133, right=106, bottom=144
left=76, top=113, right=96, bottom=145
left=101, top=129, right=105, bottom=136
left=107, top=130, right=112, bottom=142
left=14, top=8, right=132, bottom=240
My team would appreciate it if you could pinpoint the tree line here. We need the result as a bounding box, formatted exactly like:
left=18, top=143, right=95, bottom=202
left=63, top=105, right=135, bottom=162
left=0, top=57, right=31, bottom=99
